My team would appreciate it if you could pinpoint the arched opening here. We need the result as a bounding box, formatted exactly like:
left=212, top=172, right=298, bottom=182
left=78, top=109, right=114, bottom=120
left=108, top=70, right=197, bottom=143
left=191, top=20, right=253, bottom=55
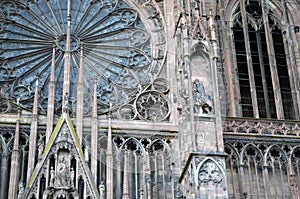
left=38, top=175, right=46, bottom=199
left=78, top=177, right=85, bottom=199
left=231, top=0, right=296, bottom=119
left=266, top=146, right=290, bottom=197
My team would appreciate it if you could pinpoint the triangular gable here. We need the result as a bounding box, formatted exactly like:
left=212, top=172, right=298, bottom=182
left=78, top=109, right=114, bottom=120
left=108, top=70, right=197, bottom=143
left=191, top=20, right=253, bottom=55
left=23, top=113, right=99, bottom=198
left=191, top=18, right=209, bottom=41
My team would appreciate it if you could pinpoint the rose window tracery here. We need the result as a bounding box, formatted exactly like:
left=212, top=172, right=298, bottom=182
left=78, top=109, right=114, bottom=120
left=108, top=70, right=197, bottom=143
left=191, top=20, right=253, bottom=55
left=0, top=0, right=166, bottom=114
left=135, top=91, right=169, bottom=122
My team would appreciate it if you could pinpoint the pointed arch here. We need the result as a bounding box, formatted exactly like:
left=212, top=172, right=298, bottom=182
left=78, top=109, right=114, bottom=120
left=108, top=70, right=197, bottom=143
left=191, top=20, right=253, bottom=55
left=195, top=157, right=226, bottom=187
left=119, top=137, right=146, bottom=154
left=193, top=157, right=227, bottom=198
left=227, top=0, right=299, bottom=119
left=264, top=144, right=290, bottom=198
left=149, top=139, right=171, bottom=152
left=263, top=144, right=289, bottom=166
left=239, top=143, right=263, bottom=165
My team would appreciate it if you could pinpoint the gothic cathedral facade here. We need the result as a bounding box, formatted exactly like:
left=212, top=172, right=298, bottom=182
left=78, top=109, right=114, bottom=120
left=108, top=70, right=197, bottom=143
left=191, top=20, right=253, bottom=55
left=0, top=0, right=300, bottom=198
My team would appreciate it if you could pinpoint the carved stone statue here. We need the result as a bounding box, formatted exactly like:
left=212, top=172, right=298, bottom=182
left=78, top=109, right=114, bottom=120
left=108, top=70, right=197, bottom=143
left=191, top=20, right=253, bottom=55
left=99, top=181, right=105, bottom=196
left=49, top=167, right=55, bottom=187
left=63, top=92, right=70, bottom=113
left=192, top=79, right=213, bottom=114
left=45, top=156, right=77, bottom=199
left=70, top=167, right=75, bottom=187
left=37, top=139, right=44, bottom=160
left=55, top=156, right=69, bottom=187
left=84, top=145, right=89, bottom=164
left=17, top=182, right=24, bottom=199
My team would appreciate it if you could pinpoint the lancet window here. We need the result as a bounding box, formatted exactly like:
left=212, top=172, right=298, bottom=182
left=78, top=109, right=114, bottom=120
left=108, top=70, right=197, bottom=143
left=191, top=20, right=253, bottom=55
left=231, top=0, right=299, bottom=119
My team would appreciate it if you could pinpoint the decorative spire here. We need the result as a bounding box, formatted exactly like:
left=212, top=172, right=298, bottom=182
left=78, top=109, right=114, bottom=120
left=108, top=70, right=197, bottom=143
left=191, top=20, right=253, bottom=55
left=46, top=46, right=57, bottom=142
left=76, top=46, right=84, bottom=142
left=106, top=103, right=114, bottom=199
left=62, top=0, right=72, bottom=111
left=8, top=106, right=21, bottom=199
left=27, top=75, right=40, bottom=181
left=91, top=77, right=98, bottom=182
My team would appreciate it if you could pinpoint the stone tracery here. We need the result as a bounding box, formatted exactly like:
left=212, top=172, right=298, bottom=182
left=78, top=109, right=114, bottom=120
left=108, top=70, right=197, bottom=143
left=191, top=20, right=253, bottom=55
left=0, top=0, right=166, bottom=116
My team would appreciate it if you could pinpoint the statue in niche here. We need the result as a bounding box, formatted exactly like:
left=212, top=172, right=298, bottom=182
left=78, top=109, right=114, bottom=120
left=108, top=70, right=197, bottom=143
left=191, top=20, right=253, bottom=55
left=49, top=167, right=55, bottom=187
left=48, top=156, right=71, bottom=188
left=37, top=138, right=44, bottom=160
left=55, top=156, right=69, bottom=187
left=63, top=92, right=70, bottom=113
left=99, top=181, right=105, bottom=196
left=192, top=79, right=213, bottom=114
left=45, top=155, right=77, bottom=199
left=84, top=145, right=89, bottom=164
left=17, top=182, right=24, bottom=199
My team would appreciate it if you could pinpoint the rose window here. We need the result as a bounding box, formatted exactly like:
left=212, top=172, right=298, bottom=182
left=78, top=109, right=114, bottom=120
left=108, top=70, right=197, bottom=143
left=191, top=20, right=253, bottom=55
left=0, top=0, right=164, bottom=114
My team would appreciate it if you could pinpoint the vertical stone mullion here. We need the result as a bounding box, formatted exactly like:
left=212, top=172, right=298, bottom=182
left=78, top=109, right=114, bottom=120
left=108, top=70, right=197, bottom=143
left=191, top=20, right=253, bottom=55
left=239, top=0, right=259, bottom=118
left=161, top=153, right=166, bottom=199
left=263, top=166, right=271, bottom=198
left=254, top=160, right=261, bottom=198
left=223, top=5, right=238, bottom=116
left=0, top=153, right=9, bottom=199
left=297, top=161, right=300, bottom=195
left=154, top=152, right=158, bottom=199
left=279, top=163, right=287, bottom=198
left=256, top=31, right=271, bottom=118
left=247, top=160, right=254, bottom=196
left=272, top=164, right=279, bottom=196
left=260, top=0, right=284, bottom=119
left=238, top=164, right=246, bottom=197
left=134, top=152, right=139, bottom=198
left=283, top=0, right=300, bottom=120
left=116, top=152, right=122, bottom=199
left=228, top=158, right=237, bottom=197
left=282, top=32, right=300, bottom=120
left=122, top=150, right=129, bottom=199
